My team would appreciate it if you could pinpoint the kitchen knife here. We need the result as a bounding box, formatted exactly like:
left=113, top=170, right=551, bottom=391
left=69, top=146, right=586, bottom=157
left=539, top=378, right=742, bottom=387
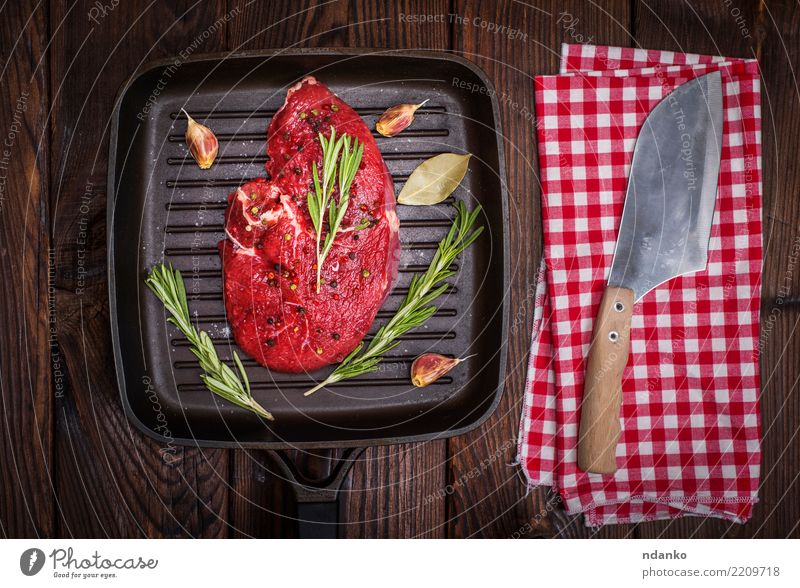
left=577, top=72, right=724, bottom=475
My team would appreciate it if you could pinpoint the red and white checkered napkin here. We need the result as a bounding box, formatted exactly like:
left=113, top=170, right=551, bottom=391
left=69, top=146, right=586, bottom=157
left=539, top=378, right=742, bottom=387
left=516, top=44, right=763, bottom=526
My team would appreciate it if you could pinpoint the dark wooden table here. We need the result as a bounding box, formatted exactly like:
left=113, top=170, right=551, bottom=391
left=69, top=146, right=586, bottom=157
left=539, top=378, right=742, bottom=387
left=1, top=0, right=798, bottom=539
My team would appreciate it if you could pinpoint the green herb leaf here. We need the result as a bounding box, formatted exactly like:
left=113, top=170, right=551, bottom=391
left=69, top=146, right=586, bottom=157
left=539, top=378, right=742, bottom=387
left=310, top=126, right=365, bottom=292
left=352, top=218, right=371, bottom=231
left=145, top=263, right=274, bottom=420
left=304, top=201, right=483, bottom=396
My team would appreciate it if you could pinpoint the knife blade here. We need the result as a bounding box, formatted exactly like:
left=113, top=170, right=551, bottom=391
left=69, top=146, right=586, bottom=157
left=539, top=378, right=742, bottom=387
left=577, top=72, right=724, bottom=474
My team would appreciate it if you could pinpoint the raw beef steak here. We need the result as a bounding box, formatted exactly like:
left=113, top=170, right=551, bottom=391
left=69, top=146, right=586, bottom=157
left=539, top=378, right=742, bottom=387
left=219, top=77, right=400, bottom=373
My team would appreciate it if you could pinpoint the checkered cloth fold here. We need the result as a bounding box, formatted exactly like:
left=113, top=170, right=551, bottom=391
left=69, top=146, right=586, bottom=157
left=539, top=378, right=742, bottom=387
left=517, top=44, right=762, bottom=526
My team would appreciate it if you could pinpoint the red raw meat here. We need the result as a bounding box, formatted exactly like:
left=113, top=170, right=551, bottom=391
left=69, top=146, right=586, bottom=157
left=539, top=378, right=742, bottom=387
left=219, top=77, right=400, bottom=373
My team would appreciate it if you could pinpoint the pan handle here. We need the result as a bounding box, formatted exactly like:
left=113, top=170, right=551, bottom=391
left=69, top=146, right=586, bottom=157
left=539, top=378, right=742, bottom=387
left=269, top=447, right=365, bottom=539
left=296, top=501, right=338, bottom=539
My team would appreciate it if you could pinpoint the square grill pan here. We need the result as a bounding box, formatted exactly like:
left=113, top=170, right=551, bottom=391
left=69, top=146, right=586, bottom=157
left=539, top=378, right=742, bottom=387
left=108, top=49, right=509, bottom=448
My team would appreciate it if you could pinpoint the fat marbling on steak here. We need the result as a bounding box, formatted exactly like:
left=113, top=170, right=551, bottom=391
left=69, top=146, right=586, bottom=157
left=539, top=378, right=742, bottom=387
left=219, top=77, right=400, bottom=373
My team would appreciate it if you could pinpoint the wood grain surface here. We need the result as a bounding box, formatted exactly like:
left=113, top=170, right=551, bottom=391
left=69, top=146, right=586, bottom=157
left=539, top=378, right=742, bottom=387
left=0, top=0, right=797, bottom=538
left=0, top=0, right=53, bottom=538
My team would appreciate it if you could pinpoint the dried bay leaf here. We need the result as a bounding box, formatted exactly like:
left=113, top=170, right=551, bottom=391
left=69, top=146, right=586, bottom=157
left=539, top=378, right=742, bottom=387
left=397, top=153, right=471, bottom=205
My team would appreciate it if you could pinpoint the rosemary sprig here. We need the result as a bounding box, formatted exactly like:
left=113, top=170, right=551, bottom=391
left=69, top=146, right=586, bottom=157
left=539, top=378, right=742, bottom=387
left=304, top=201, right=483, bottom=396
left=145, top=263, right=274, bottom=420
left=307, top=126, right=364, bottom=292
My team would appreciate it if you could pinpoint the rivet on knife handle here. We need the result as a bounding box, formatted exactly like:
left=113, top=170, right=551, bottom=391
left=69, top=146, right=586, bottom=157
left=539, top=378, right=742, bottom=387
left=577, top=286, right=634, bottom=474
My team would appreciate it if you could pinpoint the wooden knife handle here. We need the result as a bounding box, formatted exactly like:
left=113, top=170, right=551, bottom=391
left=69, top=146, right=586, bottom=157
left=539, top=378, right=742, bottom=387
left=577, top=286, right=634, bottom=475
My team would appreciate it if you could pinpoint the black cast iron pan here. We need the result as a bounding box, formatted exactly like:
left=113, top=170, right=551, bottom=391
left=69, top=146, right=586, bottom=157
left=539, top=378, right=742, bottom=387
left=108, top=49, right=509, bottom=537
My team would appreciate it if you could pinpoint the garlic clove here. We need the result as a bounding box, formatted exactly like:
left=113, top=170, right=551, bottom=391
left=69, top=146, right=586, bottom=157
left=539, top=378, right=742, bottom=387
left=375, top=100, right=428, bottom=137
left=182, top=109, right=218, bottom=169
left=410, top=352, right=460, bottom=387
